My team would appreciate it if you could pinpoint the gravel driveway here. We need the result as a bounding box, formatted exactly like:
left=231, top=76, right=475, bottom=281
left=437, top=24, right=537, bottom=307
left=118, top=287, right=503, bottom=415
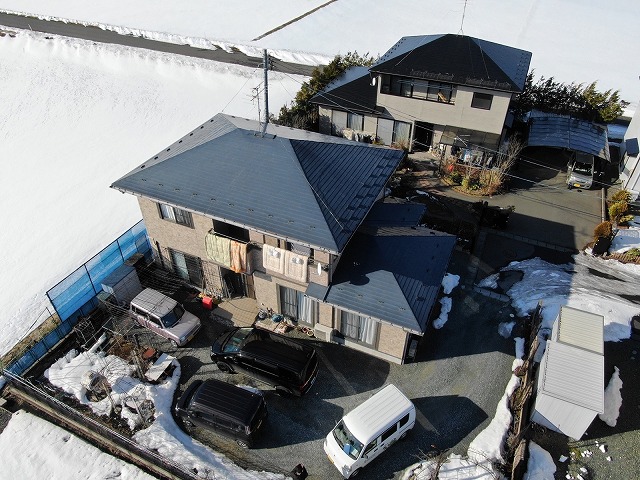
left=166, top=249, right=519, bottom=479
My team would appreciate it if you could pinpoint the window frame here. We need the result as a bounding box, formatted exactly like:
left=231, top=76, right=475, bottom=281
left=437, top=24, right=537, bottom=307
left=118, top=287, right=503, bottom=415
left=380, top=75, right=456, bottom=105
left=169, top=248, right=203, bottom=287
left=471, top=92, right=493, bottom=110
left=158, top=203, right=194, bottom=228
left=346, top=112, right=364, bottom=131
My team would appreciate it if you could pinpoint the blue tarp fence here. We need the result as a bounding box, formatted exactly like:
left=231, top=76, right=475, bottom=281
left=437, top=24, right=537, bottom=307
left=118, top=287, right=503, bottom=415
left=4, top=221, right=151, bottom=376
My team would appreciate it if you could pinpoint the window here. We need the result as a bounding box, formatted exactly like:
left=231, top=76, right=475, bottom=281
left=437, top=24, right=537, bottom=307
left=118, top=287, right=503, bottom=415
left=471, top=92, right=493, bottom=110
left=347, top=112, right=364, bottom=131
left=381, top=424, right=397, bottom=442
left=279, top=286, right=319, bottom=326
left=392, top=121, right=411, bottom=146
left=380, top=75, right=456, bottom=104
left=399, top=413, right=410, bottom=428
left=340, top=311, right=377, bottom=345
left=158, top=203, right=194, bottom=228
left=169, top=249, right=203, bottom=286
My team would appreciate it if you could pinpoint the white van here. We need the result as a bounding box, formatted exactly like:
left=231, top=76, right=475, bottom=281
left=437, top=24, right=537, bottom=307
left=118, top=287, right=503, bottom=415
left=566, top=151, right=595, bottom=189
left=324, top=384, right=416, bottom=478
left=130, top=288, right=201, bottom=347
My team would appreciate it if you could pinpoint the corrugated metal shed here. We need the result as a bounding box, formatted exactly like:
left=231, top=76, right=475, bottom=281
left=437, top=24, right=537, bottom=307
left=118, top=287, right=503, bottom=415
left=552, top=306, right=604, bottom=355
left=307, top=223, right=456, bottom=333
left=370, top=34, right=531, bottom=93
left=538, top=340, right=604, bottom=413
left=527, top=114, right=610, bottom=161
left=310, top=66, right=379, bottom=114
left=111, top=114, right=405, bottom=254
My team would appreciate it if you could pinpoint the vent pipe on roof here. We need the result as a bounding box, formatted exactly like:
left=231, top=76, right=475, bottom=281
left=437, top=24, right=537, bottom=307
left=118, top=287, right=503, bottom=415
left=261, top=49, right=270, bottom=137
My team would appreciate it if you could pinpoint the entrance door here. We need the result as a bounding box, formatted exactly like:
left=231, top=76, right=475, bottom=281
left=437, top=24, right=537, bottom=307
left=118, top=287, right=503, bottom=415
left=413, top=122, right=433, bottom=151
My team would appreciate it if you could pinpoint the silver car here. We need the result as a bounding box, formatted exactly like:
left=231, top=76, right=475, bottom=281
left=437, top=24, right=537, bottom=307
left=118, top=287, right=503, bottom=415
left=130, top=288, right=201, bottom=347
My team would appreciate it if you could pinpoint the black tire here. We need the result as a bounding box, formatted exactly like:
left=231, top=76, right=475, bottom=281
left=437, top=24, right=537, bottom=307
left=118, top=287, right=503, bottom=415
left=349, top=468, right=361, bottom=478
left=399, top=430, right=408, bottom=440
left=236, top=439, right=249, bottom=449
left=216, top=362, right=232, bottom=373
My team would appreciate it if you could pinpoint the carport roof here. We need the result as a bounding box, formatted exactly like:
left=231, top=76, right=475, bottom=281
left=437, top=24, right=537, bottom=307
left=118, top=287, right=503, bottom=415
left=306, top=222, right=456, bottom=333
left=527, top=113, right=610, bottom=161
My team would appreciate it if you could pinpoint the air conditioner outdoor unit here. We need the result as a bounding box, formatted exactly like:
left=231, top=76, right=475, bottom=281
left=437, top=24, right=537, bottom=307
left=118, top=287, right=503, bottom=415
left=313, top=323, right=335, bottom=342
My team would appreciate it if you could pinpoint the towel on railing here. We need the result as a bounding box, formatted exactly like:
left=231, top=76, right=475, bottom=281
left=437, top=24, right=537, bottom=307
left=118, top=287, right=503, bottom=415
left=262, top=246, right=285, bottom=274
left=284, top=250, right=308, bottom=283
left=230, top=241, right=247, bottom=273
left=205, top=233, right=231, bottom=268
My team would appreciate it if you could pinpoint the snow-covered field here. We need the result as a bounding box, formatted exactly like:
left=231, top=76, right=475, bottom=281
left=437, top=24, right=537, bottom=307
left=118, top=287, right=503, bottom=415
left=0, top=29, right=305, bottom=356
left=2, top=0, right=638, bottom=109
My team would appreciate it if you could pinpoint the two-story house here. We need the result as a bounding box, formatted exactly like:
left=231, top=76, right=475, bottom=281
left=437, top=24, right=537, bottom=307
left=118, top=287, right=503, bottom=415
left=111, top=113, right=456, bottom=364
left=311, top=34, right=532, bottom=155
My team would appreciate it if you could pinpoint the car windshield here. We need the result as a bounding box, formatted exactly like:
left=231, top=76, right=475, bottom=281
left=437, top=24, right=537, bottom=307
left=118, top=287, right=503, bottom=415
left=223, top=328, right=253, bottom=353
left=332, top=421, right=364, bottom=460
left=573, top=161, right=592, bottom=175
left=162, top=304, right=185, bottom=328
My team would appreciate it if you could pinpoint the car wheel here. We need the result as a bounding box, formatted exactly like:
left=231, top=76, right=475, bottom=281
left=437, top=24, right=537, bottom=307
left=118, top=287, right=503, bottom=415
left=399, top=431, right=408, bottom=440
left=349, top=468, right=361, bottom=478
left=216, top=361, right=232, bottom=373
left=236, top=439, right=249, bottom=449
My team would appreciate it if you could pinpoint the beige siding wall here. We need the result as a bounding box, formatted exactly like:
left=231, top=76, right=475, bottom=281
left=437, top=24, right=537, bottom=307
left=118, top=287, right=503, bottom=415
left=376, top=86, right=512, bottom=135
left=377, top=323, right=409, bottom=361
left=139, top=197, right=210, bottom=259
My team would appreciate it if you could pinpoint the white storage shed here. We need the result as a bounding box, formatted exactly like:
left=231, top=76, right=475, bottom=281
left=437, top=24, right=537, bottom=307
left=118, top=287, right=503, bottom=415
left=530, top=306, right=604, bottom=440
left=100, top=264, right=143, bottom=307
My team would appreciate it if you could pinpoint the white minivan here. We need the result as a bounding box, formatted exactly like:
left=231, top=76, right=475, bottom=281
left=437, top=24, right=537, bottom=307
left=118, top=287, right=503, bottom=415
left=324, top=384, right=416, bottom=478
left=130, top=288, right=201, bottom=347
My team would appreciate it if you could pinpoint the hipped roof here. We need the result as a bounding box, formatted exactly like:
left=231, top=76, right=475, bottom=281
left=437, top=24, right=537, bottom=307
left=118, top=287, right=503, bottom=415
left=111, top=114, right=405, bottom=254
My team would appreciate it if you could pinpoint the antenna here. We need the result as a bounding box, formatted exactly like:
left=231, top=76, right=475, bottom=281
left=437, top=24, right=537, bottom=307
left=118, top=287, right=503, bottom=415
left=458, top=0, right=468, bottom=35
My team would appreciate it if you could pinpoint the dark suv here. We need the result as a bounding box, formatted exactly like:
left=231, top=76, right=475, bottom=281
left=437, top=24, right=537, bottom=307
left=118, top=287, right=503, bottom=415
left=210, top=327, right=319, bottom=396
left=175, top=379, right=267, bottom=448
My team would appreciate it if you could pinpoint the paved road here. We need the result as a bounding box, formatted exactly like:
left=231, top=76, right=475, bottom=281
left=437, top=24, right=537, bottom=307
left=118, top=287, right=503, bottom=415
left=0, top=12, right=320, bottom=76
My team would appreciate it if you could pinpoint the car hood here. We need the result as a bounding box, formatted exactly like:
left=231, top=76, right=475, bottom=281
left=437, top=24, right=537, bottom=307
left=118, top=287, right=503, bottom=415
left=166, top=311, right=201, bottom=339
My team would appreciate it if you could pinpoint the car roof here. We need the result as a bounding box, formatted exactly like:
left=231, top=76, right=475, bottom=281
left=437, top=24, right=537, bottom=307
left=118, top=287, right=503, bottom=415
left=131, top=288, right=177, bottom=317
left=191, top=379, right=263, bottom=424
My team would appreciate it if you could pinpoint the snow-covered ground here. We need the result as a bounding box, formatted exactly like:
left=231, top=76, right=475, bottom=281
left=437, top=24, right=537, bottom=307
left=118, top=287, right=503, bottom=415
left=2, top=0, right=638, bottom=108
left=0, top=29, right=305, bottom=356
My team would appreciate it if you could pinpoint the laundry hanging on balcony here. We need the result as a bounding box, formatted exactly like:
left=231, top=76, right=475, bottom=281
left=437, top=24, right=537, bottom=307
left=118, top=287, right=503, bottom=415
left=205, top=233, right=231, bottom=268
left=262, top=245, right=285, bottom=274
left=285, top=250, right=308, bottom=283
left=230, top=241, right=247, bottom=273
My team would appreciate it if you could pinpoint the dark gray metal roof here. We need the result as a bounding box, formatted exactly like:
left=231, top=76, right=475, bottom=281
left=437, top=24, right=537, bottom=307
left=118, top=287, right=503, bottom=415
left=363, top=199, right=426, bottom=227
left=527, top=114, right=610, bottom=161
left=370, top=34, right=531, bottom=93
left=307, top=224, right=456, bottom=333
left=111, top=114, right=405, bottom=253
left=310, top=66, right=379, bottom=114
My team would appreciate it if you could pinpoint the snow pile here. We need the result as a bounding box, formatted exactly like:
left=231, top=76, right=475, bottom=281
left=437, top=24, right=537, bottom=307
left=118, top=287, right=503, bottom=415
left=495, top=255, right=640, bottom=341
left=0, top=410, right=155, bottom=480
left=524, top=441, right=556, bottom=480
left=610, top=227, right=640, bottom=254
left=401, top=453, right=500, bottom=480
left=498, top=321, right=515, bottom=338
left=441, top=273, right=460, bottom=294
left=477, top=273, right=499, bottom=289
left=43, top=348, right=285, bottom=479
left=599, top=367, right=623, bottom=427
left=433, top=273, right=460, bottom=329
left=433, top=297, right=453, bottom=329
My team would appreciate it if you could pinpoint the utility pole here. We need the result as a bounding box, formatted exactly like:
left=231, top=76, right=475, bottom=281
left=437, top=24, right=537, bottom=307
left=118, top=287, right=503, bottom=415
left=261, top=49, right=270, bottom=136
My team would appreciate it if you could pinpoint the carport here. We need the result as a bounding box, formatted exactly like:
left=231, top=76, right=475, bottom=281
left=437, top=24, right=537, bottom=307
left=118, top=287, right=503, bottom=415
left=526, top=112, right=610, bottom=174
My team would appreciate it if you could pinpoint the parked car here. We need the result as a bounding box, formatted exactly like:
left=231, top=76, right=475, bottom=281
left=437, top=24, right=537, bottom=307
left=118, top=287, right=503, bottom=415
left=324, top=384, right=415, bottom=478
left=567, top=151, right=596, bottom=189
left=129, top=288, right=201, bottom=347
left=175, top=379, right=267, bottom=448
left=210, top=327, right=319, bottom=396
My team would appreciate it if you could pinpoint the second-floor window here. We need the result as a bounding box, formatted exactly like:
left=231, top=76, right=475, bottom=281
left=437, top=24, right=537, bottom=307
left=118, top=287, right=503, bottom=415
left=380, top=75, right=456, bottom=104
left=158, top=203, right=194, bottom=228
left=471, top=92, right=493, bottom=110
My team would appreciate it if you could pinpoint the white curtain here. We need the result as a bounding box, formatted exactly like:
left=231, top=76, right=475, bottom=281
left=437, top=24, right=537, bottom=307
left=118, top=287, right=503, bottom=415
left=298, top=292, right=318, bottom=326
left=160, top=203, right=175, bottom=220
left=280, top=286, right=298, bottom=319
left=341, top=311, right=376, bottom=345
